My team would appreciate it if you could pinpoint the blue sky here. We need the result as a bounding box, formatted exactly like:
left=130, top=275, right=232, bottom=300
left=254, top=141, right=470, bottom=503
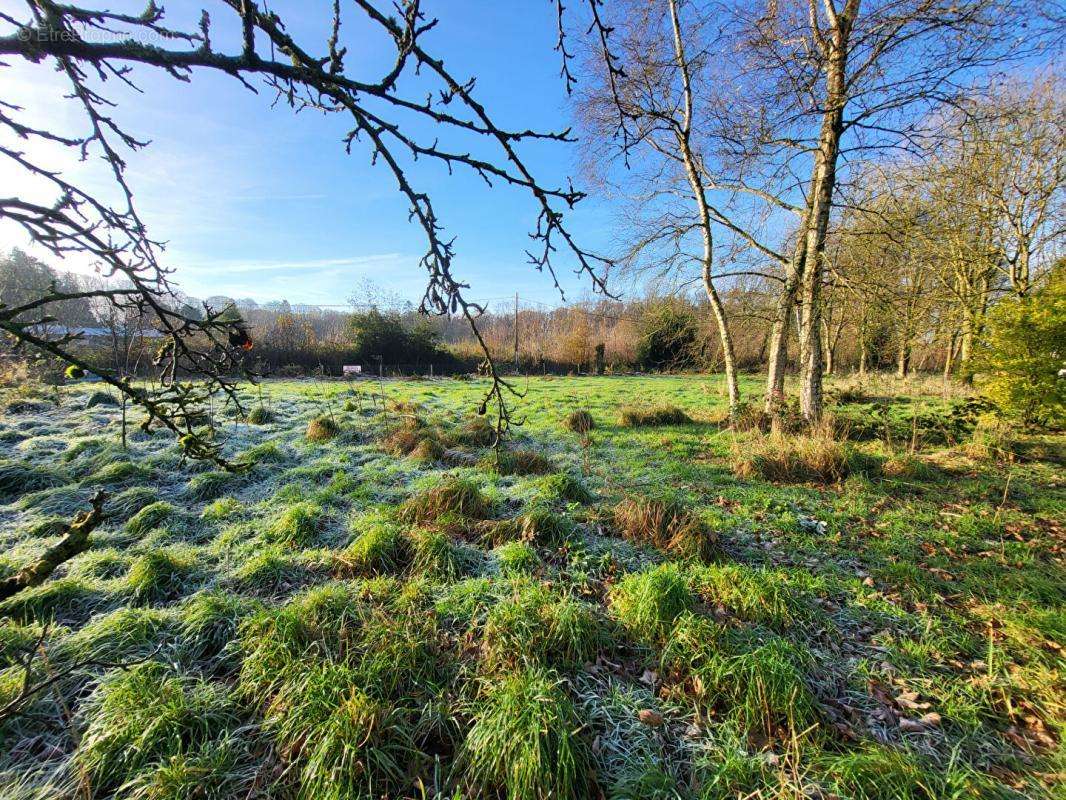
left=0, top=1, right=616, bottom=312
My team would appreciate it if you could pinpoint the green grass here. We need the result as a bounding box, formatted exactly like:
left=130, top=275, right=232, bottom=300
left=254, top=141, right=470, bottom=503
left=0, top=374, right=1061, bottom=799
left=460, top=665, right=593, bottom=800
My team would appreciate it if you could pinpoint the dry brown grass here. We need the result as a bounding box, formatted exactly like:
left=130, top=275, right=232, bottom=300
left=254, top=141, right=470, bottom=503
left=305, top=415, right=340, bottom=442
left=563, top=410, right=595, bottom=434
left=381, top=417, right=444, bottom=462
left=612, top=495, right=716, bottom=560
left=618, top=405, right=692, bottom=427
left=731, top=426, right=849, bottom=484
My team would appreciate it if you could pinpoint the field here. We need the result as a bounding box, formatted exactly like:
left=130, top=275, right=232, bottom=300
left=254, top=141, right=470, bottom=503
left=0, top=374, right=1062, bottom=799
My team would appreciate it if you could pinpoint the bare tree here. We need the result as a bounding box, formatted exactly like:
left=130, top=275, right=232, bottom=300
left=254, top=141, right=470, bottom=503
left=0, top=0, right=611, bottom=454
left=569, top=0, right=1060, bottom=421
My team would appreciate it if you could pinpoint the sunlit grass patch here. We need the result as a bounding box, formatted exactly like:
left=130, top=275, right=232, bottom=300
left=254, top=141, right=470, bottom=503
left=662, top=613, right=817, bottom=736
left=563, top=409, right=595, bottom=433
left=0, top=576, right=106, bottom=624
left=534, top=471, right=594, bottom=505
left=339, top=517, right=409, bottom=575
left=613, top=493, right=717, bottom=560
left=127, top=547, right=198, bottom=603
left=731, top=429, right=849, bottom=483
left=485, top=505, right=576, bottom=548
left=125, top=500, right=176, bottom=539
left=619, top=404, right=692, bottom=426
left=84, top=459, right=150, bottom=486
left=818, top=744, right=943, bottom=800
left=201, top=496, right=243, bottom=521
left=306, top=414, right=340, bottom=442
left=608, top=562, right=694, bottom=642
left=76, top=662, right=246, bottom=799
left=459, top=665, right=593, bottom=800
left=481, top=447, right=554, bottom=476
left=494, top=541, right=539, bottom=576
left=266, top=500, right=326, bottom=546
left=245, top=405, right=275, bottom=424
left=231, top=545, right=309, bottom=594
left=399, top=475, right=493, bottom=525
left=186, top=469, right=240, bottom=501
left=481, top=581, right=608, bottom=668
left=409, top=528, right=479, bottom=580
left=686, top=563, right=824, bottom=629
left=61, top=605, right=172, bottom=664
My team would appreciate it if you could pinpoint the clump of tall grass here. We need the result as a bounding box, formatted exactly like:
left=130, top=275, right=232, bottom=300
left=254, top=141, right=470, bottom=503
left=963, top=414, right=1020, bottom=462
left=185, top=470, right=239, bottom=501
left=381, top=416, right=446, bottom=463
left=482, top=448, right=554, bottom=476
left=127, top=547, right=198, bottom=603
left=400, top=475, right=492, bottom=525
left=0, top=459, right=69, bottom=501
left=60, top=605, right=171, bottom=664
left=662, top=612, right=816, bottom=736
left=535, top=472, right=594, bottom=505
left=409, top=528, right=477, bottom=580
left=266, top=501, right=325, bottom=545
left=460, top=665, right=593, bottom=800
left=110, top=486, right=158, bottom=518
left=76, top=662, right=245, bottom=799
left=231, top=545, right=308, bottom=594
left=686, top=563, right=821, bottom=629
left=0, top=576, right=104, bottom=623
left=495, top=541, right=539, bottom=576
left=612, top=493, right=716, bottom=560
left=482, top=581, right=608, bottom=668
left=305, top=414, right=340, bottom=442
left=882, top=452, right=935, bottom=480
left=125, top=501, right=176, bottom=538
left=485, top=505, right=576, bottom=548
left=85, top=460, right=149, bottom=486
left=608, top=562, right=694, bottom=642
left=731, top=425, right=849, bottom=484
left=339, top=519, right=410, bottom=575
left=452, top=415, right=496, bottom=446
left=178, top=590, right=261, bottom=669
left=563, top=409, right=595, bottom=433
left=245, top=405, right=274, bottom=424
left=619, top=404, right=692, bottom=427
left=818, top=743, right=944, bottom=800
left=85, top=390, right=119, bottom=408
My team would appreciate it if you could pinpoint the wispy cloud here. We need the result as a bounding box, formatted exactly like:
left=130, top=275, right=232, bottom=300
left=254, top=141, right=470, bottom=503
left=177, top=254, right=403, bottom=274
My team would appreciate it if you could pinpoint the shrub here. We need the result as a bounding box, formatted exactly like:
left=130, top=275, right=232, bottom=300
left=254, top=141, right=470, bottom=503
left=634, top=300, right=699, bottom=371
left=612, top=494, right=716, bottom=560
left=969, top=267, right=1065, bottom=427
left=400, top=476, right=491, bottom=524
left=608, top=563, right=694, bottom=643
left=563, top=410, right=595, bottom=434
left=619, top=405, right=692, bottom=426
left=306, top=414, right=340, bottom=442
left=460, top=666, right=593, bottom=800
left=245, top=405, right=275, bottom=424
left=731, top=429, right=848, bottom=484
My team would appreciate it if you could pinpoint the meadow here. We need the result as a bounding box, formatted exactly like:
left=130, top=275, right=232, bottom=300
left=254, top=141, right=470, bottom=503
left=0, top=374, right=1062, bottom=799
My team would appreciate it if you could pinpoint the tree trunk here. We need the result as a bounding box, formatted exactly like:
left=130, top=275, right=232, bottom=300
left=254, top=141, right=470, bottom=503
left=796, top=3, right=856, bottom=423
left=669, top=0, right=740, bottom=415
left=764, top=241, right=806, bottom=414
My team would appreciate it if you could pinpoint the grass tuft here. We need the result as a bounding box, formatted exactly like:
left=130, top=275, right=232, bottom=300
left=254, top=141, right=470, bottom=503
left=619, top=404, right=692, bottom=426
left=609, top=562, right=694, bottom=642
left=267, top=501, right=325, bottom=546
left=85, top=390, right=119, bottom=408
left=613, top=494, right=716, bottom=560
left=400, top=475, right=492, bottom=524
left=563, top=409, right=595, bottom=433
left=731, top=428, right=849, bottom=484
left=125, top=501, right=176, bottom=538
left=127, top=547, right=198, bottom=603
left=306, top=414, right=340, bottom=442
left=483, top=448, right=554, bottom=476
left=536, top=472, right=594, bottom=505
left=340, top=519, right=409, bottom=575
left=460, top=665, right=592, bottom=800
left=76, top=662, right=244, bottom=799
left=0, top=459, right=69, bottom=501
left=245, top=405, right=275, bottom=424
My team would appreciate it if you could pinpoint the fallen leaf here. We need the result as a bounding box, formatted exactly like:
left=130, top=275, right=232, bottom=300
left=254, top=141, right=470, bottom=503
left=638, top=709, right=663, bottom=727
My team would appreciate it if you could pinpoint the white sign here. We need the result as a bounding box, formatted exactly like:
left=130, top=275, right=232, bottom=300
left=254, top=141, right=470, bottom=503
left=342, top=365, right=362, bottom=376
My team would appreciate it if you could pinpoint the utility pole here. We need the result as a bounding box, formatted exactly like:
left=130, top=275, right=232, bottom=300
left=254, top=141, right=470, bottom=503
left=513, top=291, right=519, bottom=373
